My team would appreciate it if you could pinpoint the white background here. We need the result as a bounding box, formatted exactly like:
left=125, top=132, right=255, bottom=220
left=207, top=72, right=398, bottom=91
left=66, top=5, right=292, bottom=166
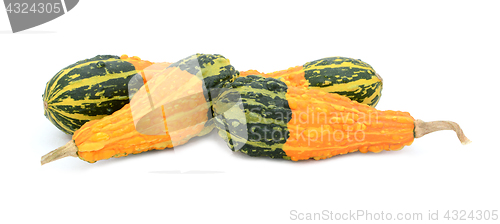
left=1, top=0, right=499, bottom=223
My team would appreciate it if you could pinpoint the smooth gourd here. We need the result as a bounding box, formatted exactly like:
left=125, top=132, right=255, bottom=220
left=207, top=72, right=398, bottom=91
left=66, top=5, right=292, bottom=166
left=240, top=56, right=383, bottom=107
left=42, top=55, right=170, bottom=134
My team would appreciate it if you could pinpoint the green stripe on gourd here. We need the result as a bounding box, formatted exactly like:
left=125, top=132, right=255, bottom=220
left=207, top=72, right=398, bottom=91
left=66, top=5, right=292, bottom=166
left=214, top=75, right=291, bottom=158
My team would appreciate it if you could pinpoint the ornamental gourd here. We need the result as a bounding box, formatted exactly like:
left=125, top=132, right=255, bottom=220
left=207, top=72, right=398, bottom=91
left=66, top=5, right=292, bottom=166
left=240, top=56, right=383, bottom=107
left=41, top=54, right=239, bottom=164
left=213, top=75, right=470, bottom=161
left=42, top=55, right=171, bottom=134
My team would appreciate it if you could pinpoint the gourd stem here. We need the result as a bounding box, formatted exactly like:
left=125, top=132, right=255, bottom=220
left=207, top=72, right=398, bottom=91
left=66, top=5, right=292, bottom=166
left=414, top=119, right=471, bottom=145
left=41, top=140, right=78, bottom=165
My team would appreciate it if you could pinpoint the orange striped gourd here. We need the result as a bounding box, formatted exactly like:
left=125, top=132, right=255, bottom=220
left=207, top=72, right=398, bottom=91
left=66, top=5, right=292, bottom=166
left=213, top=75, right=470, bottom=161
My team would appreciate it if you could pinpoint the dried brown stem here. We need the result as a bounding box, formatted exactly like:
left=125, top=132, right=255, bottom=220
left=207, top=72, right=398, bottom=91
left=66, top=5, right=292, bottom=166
left=414, top=119, right=471, bottom=145
left=41, top=140, right=78, bottom=165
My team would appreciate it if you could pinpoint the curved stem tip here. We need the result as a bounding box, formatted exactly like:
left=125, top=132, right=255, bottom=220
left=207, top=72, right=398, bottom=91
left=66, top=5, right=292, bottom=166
left=414, top=119, right=471, bottom=145
left=41, top=140, right=78, bottom=165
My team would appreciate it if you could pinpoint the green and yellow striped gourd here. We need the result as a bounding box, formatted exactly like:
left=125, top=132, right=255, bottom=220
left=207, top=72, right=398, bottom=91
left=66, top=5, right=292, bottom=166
left=240, top=56, right=383, bottom=107
left=42, top=55, right=170, bottom=134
